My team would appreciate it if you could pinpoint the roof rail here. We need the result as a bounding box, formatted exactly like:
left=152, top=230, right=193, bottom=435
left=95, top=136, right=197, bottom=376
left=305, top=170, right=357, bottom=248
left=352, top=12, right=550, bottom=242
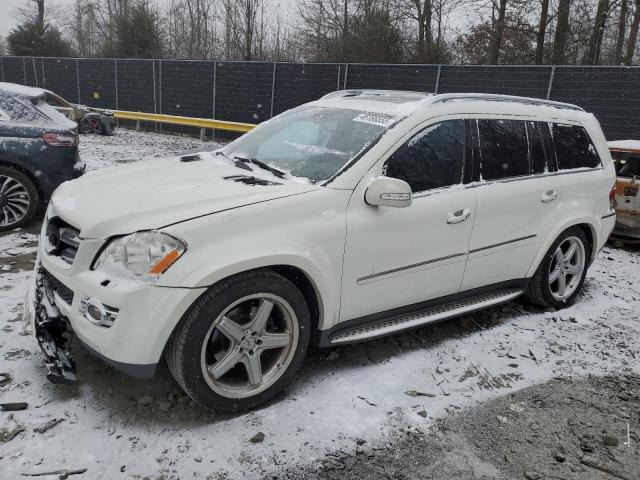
left=321, top=89, right=432, bottom=100
left=428, top=93, right=584, bottom=112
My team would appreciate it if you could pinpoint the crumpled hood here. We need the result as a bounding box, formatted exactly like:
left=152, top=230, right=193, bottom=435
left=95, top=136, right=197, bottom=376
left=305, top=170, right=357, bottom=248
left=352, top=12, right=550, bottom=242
left=50, top=153, right=318, bottom=238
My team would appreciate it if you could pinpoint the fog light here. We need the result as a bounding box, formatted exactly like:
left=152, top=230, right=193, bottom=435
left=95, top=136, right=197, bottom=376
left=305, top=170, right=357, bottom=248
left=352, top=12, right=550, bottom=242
left=79, top=297, right=119, bottom=327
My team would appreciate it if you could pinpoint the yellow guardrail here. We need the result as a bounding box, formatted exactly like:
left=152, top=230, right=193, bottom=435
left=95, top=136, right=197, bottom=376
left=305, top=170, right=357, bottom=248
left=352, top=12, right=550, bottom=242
left=113, top=110, right=256, bottom=133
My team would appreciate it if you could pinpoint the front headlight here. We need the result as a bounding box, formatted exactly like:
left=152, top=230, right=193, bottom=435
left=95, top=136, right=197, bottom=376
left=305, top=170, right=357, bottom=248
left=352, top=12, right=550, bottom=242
left=93, top=231, right=186, bottom=280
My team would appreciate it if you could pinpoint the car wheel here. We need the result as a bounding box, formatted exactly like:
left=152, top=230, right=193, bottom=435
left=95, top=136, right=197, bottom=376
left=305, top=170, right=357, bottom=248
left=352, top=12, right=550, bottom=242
left=526, top=227, right=590, bottom=309
left=79, top=117, right=102, bottom=135
left=167, top=269, right=311, bottom=412
left=0, top=167, right=39, bottom=231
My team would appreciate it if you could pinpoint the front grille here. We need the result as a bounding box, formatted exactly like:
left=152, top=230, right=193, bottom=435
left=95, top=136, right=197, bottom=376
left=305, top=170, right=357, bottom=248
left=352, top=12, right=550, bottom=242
left=45, top=217, right=81, bottom=265
left=43, top=269, right=74, bottom=305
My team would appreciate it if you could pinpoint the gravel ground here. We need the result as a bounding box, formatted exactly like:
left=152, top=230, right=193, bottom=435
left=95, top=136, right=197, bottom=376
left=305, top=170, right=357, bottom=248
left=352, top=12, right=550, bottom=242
left=278, top=375, right=640, bottom=480
left=1, top=129, right=639, bottom=479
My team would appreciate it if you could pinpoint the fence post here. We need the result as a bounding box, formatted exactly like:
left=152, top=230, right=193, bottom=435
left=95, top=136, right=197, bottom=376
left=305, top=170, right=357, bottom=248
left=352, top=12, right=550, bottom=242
left=343, top=64, right=349, bottom=89
left=32, top=58, right=38, bottom=87
left=75, top=59, right=81, bottom=103
left=336, top=65, right=341, bottom=91
left=270, top=62, right=277, bottom=118
left=41, top=58, right=46, bottom=88
left=22, top=57, right=27, bottom=85
left=434, top=65, right=442, bottom=93
left=546, top=66, right=556, bottom=100
left=0, top=57, right=4, bottom=82
left=212, top=61, right=217, bottom=140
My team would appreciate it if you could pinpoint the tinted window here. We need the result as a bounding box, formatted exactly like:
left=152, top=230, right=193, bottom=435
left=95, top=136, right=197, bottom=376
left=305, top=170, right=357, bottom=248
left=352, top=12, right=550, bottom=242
left=619, top=156, right=640, bottom=177
left=552, top=124, right=601, bottom=170
left=478, top=119, right=529, bottom=180
left=527, top=121, right=553, bottom=174
left=384, top=120, right=465, bottom=193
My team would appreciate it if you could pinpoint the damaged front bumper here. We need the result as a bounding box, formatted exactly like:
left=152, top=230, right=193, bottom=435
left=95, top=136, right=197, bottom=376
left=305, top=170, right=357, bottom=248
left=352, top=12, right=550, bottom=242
left=29, top=263, right=78, bottom=385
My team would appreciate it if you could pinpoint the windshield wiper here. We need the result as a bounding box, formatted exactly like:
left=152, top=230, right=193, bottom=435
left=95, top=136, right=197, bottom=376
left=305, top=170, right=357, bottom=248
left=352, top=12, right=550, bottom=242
left=233, top=156, right=287, bottom=179
left=215, top=150, right=252, bottom=172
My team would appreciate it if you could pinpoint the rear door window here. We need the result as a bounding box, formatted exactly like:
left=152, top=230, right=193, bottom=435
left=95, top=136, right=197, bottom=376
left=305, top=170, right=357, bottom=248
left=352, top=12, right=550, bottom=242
left=527, top=121, right=554, bottom=174
left=383, top=119, right=465, bottom=193
left=477, top=119, right=529, bottom=180
left=551, top=124, right=601, bottom=170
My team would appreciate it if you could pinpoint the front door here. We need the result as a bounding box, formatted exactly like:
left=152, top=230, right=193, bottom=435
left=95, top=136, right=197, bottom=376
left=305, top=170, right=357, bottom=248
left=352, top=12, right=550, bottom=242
left=340, top=118, right=477, bottom=321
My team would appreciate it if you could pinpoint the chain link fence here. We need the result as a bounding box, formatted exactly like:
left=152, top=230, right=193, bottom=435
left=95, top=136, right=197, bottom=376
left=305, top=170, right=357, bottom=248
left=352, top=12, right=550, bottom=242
left=1, top=56, right=639, bottom=140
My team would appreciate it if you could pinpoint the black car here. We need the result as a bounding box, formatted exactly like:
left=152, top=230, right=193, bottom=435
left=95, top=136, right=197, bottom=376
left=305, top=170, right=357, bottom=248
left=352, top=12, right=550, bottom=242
left=0, top=85, right=84, bottom=231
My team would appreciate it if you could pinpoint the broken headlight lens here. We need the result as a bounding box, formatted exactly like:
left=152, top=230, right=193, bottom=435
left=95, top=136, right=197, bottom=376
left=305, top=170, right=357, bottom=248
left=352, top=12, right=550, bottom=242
left=93, top=231, right=186, bottom=279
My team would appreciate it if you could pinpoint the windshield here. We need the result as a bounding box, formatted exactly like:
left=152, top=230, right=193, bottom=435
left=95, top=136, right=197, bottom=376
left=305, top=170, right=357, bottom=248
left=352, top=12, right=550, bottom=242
left=221, top=106, right=391, bottom=183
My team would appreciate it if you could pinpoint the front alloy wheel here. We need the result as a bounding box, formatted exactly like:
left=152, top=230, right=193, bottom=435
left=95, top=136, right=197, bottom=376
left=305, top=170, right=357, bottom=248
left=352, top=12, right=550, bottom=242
left=167, top=270, right=310, bottom=412
left=201, top=294, right=299, bottom=399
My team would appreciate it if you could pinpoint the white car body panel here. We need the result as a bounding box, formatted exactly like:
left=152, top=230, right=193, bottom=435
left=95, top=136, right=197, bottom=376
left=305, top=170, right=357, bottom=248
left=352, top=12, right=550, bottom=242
left=36, top=92, right=616, bottom=373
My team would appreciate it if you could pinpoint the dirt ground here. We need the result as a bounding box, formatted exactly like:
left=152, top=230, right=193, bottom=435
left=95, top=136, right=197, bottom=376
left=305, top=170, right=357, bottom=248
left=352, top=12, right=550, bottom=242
left=278, top=375, right=640, bottom=480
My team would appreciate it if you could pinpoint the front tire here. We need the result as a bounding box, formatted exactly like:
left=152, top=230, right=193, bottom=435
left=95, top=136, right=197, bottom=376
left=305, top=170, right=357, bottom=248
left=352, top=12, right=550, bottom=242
left=526, top=227, right=590, bottom=309
left=79, top=117, right=103, bottom=135
left=167, top=270, right=311, bottom=412
left=0, top=167, right=39, bottom=231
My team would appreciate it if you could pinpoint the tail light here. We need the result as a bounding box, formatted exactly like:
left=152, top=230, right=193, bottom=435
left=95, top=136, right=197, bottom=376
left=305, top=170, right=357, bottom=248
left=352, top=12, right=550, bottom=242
left=609, top=184, right=617, bottom=209
left=43, top=132, right=78, bottom=147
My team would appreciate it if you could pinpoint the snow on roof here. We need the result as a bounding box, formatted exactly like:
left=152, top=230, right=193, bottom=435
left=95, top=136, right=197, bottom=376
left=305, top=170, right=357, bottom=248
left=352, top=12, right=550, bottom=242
left=0, top=82, right=46, bottom=99
left=608, top=140, right=640, bottom=152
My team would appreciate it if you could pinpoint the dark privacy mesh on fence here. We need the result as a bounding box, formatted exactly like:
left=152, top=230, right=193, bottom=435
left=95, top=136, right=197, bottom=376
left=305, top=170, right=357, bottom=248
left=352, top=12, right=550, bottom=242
left=1, top=56, right=639, bottom=140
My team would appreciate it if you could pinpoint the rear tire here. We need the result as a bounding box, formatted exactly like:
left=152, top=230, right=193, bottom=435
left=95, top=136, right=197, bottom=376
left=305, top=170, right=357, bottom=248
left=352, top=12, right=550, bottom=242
left=526, top=227, right=590, bottom=309
left=167, top=269, right=311, bottom=412
left=0, top=167, right=39, bottom=231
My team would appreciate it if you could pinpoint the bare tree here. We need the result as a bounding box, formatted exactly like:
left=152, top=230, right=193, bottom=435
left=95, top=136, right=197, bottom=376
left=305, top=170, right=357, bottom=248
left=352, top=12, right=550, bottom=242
left=623, top=0, right=640, bottom=63
left=583, top=0, right=615, bottom=64
left=552, top=0, right=572, bottom=63
left=488, top=0, right=508, bottom=63
left=535, top=0, right=550, bottom=64
left=614, top=0, right=628, bottom=62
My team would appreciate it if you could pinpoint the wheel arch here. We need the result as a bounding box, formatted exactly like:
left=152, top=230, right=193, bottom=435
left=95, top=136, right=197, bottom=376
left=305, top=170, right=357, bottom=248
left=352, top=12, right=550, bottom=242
left=0, top=157, right=44, bottom=203
left=526, top=219, right=599, bottom=278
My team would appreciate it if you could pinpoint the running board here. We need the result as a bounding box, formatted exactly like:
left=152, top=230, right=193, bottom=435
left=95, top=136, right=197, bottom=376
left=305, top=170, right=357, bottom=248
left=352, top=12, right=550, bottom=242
left=328, top=289, right=523, bottom=345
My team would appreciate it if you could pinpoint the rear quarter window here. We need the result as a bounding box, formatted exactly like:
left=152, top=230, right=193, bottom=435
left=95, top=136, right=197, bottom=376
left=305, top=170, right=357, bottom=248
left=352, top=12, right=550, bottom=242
left=552, top=124, right=601, bottom=170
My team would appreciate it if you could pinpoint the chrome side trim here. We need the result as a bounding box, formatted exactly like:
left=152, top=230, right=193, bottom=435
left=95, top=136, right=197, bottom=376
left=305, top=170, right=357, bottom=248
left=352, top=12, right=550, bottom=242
left=469, top=234, right=537, bottom=254
left=601, top=212, right=616, bottom=219
left=357, top=252, right=466, bottom=284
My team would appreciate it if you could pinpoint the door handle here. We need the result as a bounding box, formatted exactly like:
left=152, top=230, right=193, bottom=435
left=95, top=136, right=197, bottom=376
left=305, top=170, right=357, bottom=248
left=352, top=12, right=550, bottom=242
left=447, top=208, right=471, bottom=224
left=541, top=190, right=559, bottom=203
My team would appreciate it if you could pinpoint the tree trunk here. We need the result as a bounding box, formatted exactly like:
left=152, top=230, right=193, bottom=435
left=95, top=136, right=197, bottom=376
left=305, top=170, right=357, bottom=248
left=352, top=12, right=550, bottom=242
left=535, top=0, right=550, bottom=64
left=615, top=0, right=628, bottom=63
left=623, top=0, right=640, bottom=64
left=342, top=0, right=348, bottom=61
left=488, top=0, right=507, bottom=64
left=36, top=0, right=45, bottom=30
left=551, top=0, right=571, bottom=64
left=583, top=0, right=611, bottom=64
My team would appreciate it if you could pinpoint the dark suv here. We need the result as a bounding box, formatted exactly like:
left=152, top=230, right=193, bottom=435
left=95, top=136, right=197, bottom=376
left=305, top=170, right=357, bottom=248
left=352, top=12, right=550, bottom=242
left=0, top=85, right=84, bottom=231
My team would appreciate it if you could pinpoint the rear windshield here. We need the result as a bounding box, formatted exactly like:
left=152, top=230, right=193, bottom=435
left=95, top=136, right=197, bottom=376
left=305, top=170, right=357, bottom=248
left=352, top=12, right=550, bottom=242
left=222, top=106, right=390, bottom=183
left=0, top=91, right=52, bottom=123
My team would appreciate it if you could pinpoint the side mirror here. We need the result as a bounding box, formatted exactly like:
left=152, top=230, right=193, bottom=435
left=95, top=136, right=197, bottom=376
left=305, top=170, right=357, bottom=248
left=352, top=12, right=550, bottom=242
left=365, top=176, right=412, bottom=208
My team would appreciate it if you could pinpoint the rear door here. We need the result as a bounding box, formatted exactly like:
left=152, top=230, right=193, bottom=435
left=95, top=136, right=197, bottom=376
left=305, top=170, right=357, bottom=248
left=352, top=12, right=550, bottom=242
left=461, top=118, right=562, bottom=291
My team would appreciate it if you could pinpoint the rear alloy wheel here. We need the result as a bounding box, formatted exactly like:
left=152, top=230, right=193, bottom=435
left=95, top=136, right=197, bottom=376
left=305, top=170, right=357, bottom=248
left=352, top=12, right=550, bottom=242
left=79, top=117, right=102, bottom=135
left=526, top=227, right=590, bottom=309
left=0, top=167, right=38, bottom=231
left=167, top=270, right=310, bottom=412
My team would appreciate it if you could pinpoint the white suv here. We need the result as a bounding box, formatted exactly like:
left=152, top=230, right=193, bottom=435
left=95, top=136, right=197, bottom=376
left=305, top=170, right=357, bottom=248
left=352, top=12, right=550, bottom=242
left=31, top=91, right=616, bottom=411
